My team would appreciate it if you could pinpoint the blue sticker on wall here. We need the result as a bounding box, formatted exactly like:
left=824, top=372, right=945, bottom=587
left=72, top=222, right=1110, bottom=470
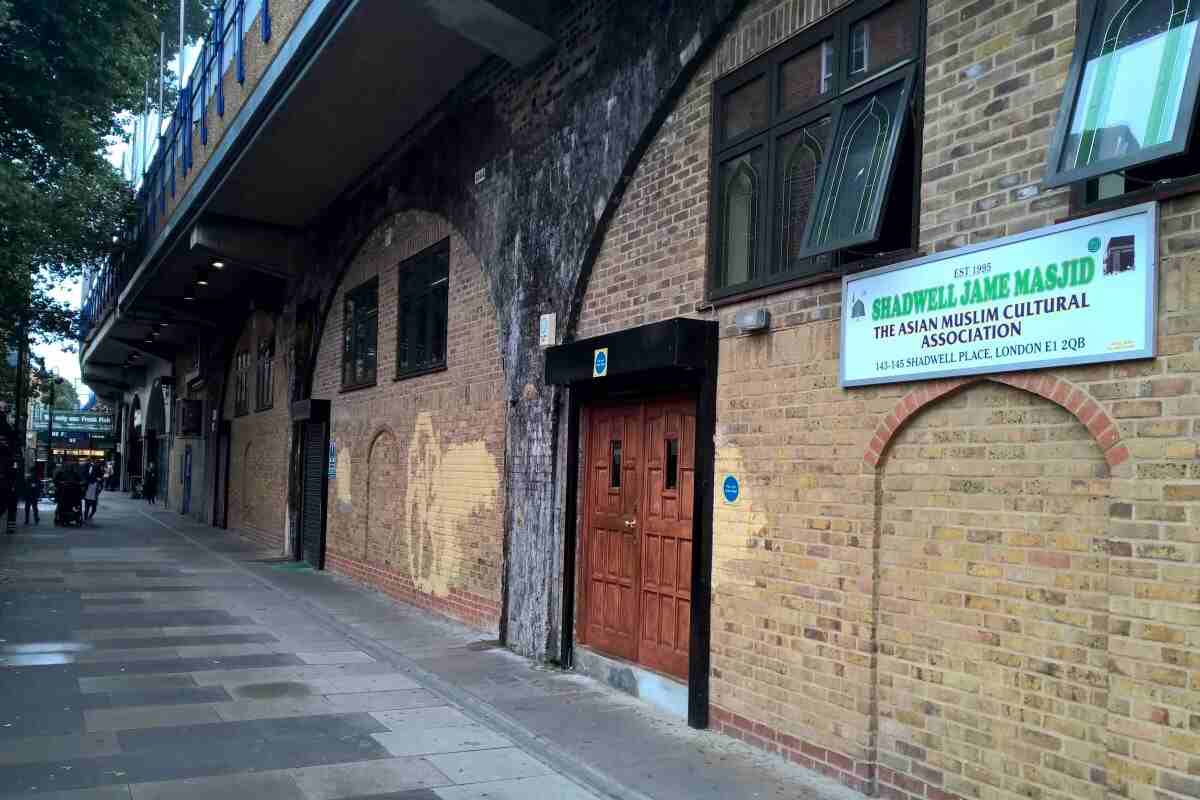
left=722, top=474, right=739, bottom=503
left=328, top=441, right=337, bottom=480
left=593, top=347, right=609, bottom=378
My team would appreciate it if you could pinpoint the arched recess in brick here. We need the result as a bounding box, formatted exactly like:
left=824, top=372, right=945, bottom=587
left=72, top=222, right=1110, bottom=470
left=874, top=380, right=1111, bottom=800
left=864, top=372, right=1128, bottom=469
left=240, top=441, right=254, bottom=515
left=365, top=428, right=399, bottom=566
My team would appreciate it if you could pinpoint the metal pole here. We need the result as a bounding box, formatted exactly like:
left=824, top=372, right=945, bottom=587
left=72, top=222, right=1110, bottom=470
left=158, top=30, right=165, bottom=135
left=46, top=383, right=55, bottom=479
left=6, top=328, right=28, bottom=534
left=179, top=0, right=187, bottom=79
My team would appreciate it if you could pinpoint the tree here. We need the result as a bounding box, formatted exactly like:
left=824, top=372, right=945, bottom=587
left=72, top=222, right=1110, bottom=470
left=0, top=0, right=195, bottom=347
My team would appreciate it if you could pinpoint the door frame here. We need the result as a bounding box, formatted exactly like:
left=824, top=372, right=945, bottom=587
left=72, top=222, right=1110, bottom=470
left=548, top=318, right=718, bottom=730
left=577, top=393, right=697, bottom=680
left=291, top=399, right=331, bottom=570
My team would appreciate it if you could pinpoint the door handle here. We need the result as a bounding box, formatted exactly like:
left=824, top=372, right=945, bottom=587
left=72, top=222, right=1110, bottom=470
left=625, top=519, right=637, bottom=528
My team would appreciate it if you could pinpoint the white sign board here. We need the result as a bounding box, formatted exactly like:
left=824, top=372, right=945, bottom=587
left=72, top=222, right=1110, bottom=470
left=841, top=202, right=1157, bottom=387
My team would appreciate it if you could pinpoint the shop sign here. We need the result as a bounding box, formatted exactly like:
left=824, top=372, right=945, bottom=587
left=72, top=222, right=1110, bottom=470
left=328, top=441, right=337, bottom=480
left=841, top=203, right=1157, bottom=387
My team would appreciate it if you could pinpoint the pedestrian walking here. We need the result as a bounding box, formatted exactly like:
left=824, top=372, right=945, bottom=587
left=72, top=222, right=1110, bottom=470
left=84, top=474, right=100, bottom=521
left=143, top=463, right=158, bottom=505
left=22, top=471, right=40, bottom=524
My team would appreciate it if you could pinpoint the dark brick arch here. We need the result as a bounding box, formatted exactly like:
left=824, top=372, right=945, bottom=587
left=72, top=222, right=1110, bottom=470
left=864, top=371, right=1129, bottom=468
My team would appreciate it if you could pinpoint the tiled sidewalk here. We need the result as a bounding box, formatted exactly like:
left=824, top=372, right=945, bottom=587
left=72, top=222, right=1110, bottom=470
left=0, top=495, right=856, bottom=800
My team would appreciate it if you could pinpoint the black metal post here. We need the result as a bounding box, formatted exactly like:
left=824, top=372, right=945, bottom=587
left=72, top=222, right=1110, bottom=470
left=7, top=330, right=28, bottom=534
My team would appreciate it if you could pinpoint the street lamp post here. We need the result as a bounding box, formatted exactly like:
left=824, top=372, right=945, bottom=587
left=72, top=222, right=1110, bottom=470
left=45, top=374, right=63, bottom=478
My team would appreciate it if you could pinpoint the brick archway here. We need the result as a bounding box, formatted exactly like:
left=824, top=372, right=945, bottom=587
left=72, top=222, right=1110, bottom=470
left=864, top=371, right=1128, bottom=468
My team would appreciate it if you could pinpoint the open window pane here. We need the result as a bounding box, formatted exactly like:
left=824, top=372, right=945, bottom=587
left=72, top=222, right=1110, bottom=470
left=847, top=0, right=917, bottom=81
left=803, top=73, right=910, bottom=254
left=780, top=41, right=834, bottom=114
left=716, top=147, right=765, bottom=289
left=776, top=117, right=832, bottom=274
left=1060, top=0, right=1199, bottom=174
left=722, top=76, right=768, bottom=141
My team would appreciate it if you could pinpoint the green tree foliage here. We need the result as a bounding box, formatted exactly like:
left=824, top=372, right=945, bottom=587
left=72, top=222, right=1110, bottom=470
left=34, top=375, right=83, bottom=412
left=0, top=0, right=191, bottom=346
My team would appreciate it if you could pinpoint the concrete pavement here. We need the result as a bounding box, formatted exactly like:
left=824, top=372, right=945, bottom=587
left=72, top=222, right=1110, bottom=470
left=0, top=494, right=856, bottom=800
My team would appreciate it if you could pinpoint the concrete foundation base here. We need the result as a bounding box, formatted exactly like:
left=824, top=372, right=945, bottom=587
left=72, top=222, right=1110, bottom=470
left=573, top=646, right=688, bottom=720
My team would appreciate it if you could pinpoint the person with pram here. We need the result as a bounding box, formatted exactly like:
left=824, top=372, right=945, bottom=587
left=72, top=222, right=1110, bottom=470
left=53, top=463, right=85, bottom=527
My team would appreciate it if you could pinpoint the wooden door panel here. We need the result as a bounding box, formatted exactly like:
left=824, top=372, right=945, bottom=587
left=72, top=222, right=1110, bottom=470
left=582, top=404, right=642, bottom=663
left=638, top=398, right=695, bottom=680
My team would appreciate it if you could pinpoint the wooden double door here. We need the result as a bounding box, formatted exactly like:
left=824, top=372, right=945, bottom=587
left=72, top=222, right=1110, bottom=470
left=581, top=395, right=695, bottom=681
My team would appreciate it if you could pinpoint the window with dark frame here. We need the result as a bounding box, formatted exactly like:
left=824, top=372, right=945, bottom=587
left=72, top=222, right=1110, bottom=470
left=255, top=335, right=275, bottom=411
left=396, top=240, right=449, bottom=379
left=341, top=278, right=378, bottom=390
left=233, top=350, right=250, bottom=416
left=709, top=0, right=923, bottom=300
left=1047, top=0, right=1200, bottom=196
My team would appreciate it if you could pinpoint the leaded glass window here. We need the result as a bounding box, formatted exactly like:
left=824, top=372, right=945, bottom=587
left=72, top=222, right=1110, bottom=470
left=1046, top=0, right=1200, bottom=187
left=710, top=0, right=921, bottom=296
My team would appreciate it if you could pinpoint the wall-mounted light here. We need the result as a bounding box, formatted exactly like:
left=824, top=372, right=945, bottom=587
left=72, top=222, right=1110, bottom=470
left=735, top=308, right=771, bottom=335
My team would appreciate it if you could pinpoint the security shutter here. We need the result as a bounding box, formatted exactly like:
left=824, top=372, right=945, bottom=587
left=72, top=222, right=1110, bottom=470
left=301, top=420, right=328, bottom=569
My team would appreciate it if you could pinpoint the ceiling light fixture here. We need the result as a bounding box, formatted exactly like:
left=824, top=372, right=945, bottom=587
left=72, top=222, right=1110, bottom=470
left=183, top=285, right=196, bottom=301
left=196, top=268, right=210, bottom=286
left=211, top=260, right=225, bottom=269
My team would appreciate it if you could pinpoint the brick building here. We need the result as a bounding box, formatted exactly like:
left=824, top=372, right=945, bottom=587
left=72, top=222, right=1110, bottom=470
left=80, top=2, right=1200, bottom=799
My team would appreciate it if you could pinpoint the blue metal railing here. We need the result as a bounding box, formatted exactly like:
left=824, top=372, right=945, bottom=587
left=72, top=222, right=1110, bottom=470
left=80, top=0, right=274, bottom=343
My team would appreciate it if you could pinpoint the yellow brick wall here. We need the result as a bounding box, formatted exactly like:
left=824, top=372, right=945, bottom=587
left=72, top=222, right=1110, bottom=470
left=577, top=1, right=1200, bottom=798
left=224, top=310, right=290, bottom=552
left=311, top=211, right=506, bottom=632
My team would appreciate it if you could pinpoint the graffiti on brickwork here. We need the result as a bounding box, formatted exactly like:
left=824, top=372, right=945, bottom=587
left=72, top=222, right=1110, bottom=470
left=336, top=440, right=352, bottom=507
left=403, top=412, right=499, bottom=598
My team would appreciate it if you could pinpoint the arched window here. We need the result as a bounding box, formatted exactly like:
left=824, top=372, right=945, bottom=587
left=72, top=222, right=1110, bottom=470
left=721, top=159, right=759, bottom=287
left=778, top=121, right=828, bottom=271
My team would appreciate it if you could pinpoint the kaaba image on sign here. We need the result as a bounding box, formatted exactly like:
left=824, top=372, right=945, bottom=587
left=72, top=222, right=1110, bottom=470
left=851, top=293, right=866, bottom=319
left=1104, top=235, right=1135, bottom=275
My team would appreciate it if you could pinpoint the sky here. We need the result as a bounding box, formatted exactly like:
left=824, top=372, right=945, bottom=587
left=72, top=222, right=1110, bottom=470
left=32, top=278, right=88, bottom=410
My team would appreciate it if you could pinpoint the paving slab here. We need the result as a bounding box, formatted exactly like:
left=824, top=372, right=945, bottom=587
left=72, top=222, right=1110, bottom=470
left=0, top=731, right=122, bottom=766
left=424, top=749, right=553, bottom=785
left=77, top=675, right=198, bottom=694
left=371, top=726, right=512, bottom=757
left=83, top=704, right=223, bottom=732
left=369, top=707, right=475, bottom=730
left=128, top=771, right=304, bottom=800
left=296, top=651, right=375, bottom=665
left=431, top=774, right=600, bottom=800
left=289, top=758, right=452, bottom=800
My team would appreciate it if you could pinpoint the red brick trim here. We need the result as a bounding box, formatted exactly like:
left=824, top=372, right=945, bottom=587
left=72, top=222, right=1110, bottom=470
left=863, top=372, right=1128, bottom=468
left=710, top=705, right=873, bottom=794
left=325, top=551, right=500, bottom=634
left=711, top=705, right=967, bottom=800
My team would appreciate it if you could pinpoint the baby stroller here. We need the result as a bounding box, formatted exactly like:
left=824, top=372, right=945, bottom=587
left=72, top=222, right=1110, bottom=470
left=54, top=479, right=84, bottom=527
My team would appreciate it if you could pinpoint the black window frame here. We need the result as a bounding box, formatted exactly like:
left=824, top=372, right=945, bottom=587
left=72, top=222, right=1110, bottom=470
left=395, top=239, right=450, bottom=380
left=341, top=277, right=378, bottom=391
left=707, top=0, right=924, bottom=302
left=1044, top=0, right=1200, bottom=189
left=255, top=334, right=275, bottom=411
left=233, top=349, right=250, bottom=417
